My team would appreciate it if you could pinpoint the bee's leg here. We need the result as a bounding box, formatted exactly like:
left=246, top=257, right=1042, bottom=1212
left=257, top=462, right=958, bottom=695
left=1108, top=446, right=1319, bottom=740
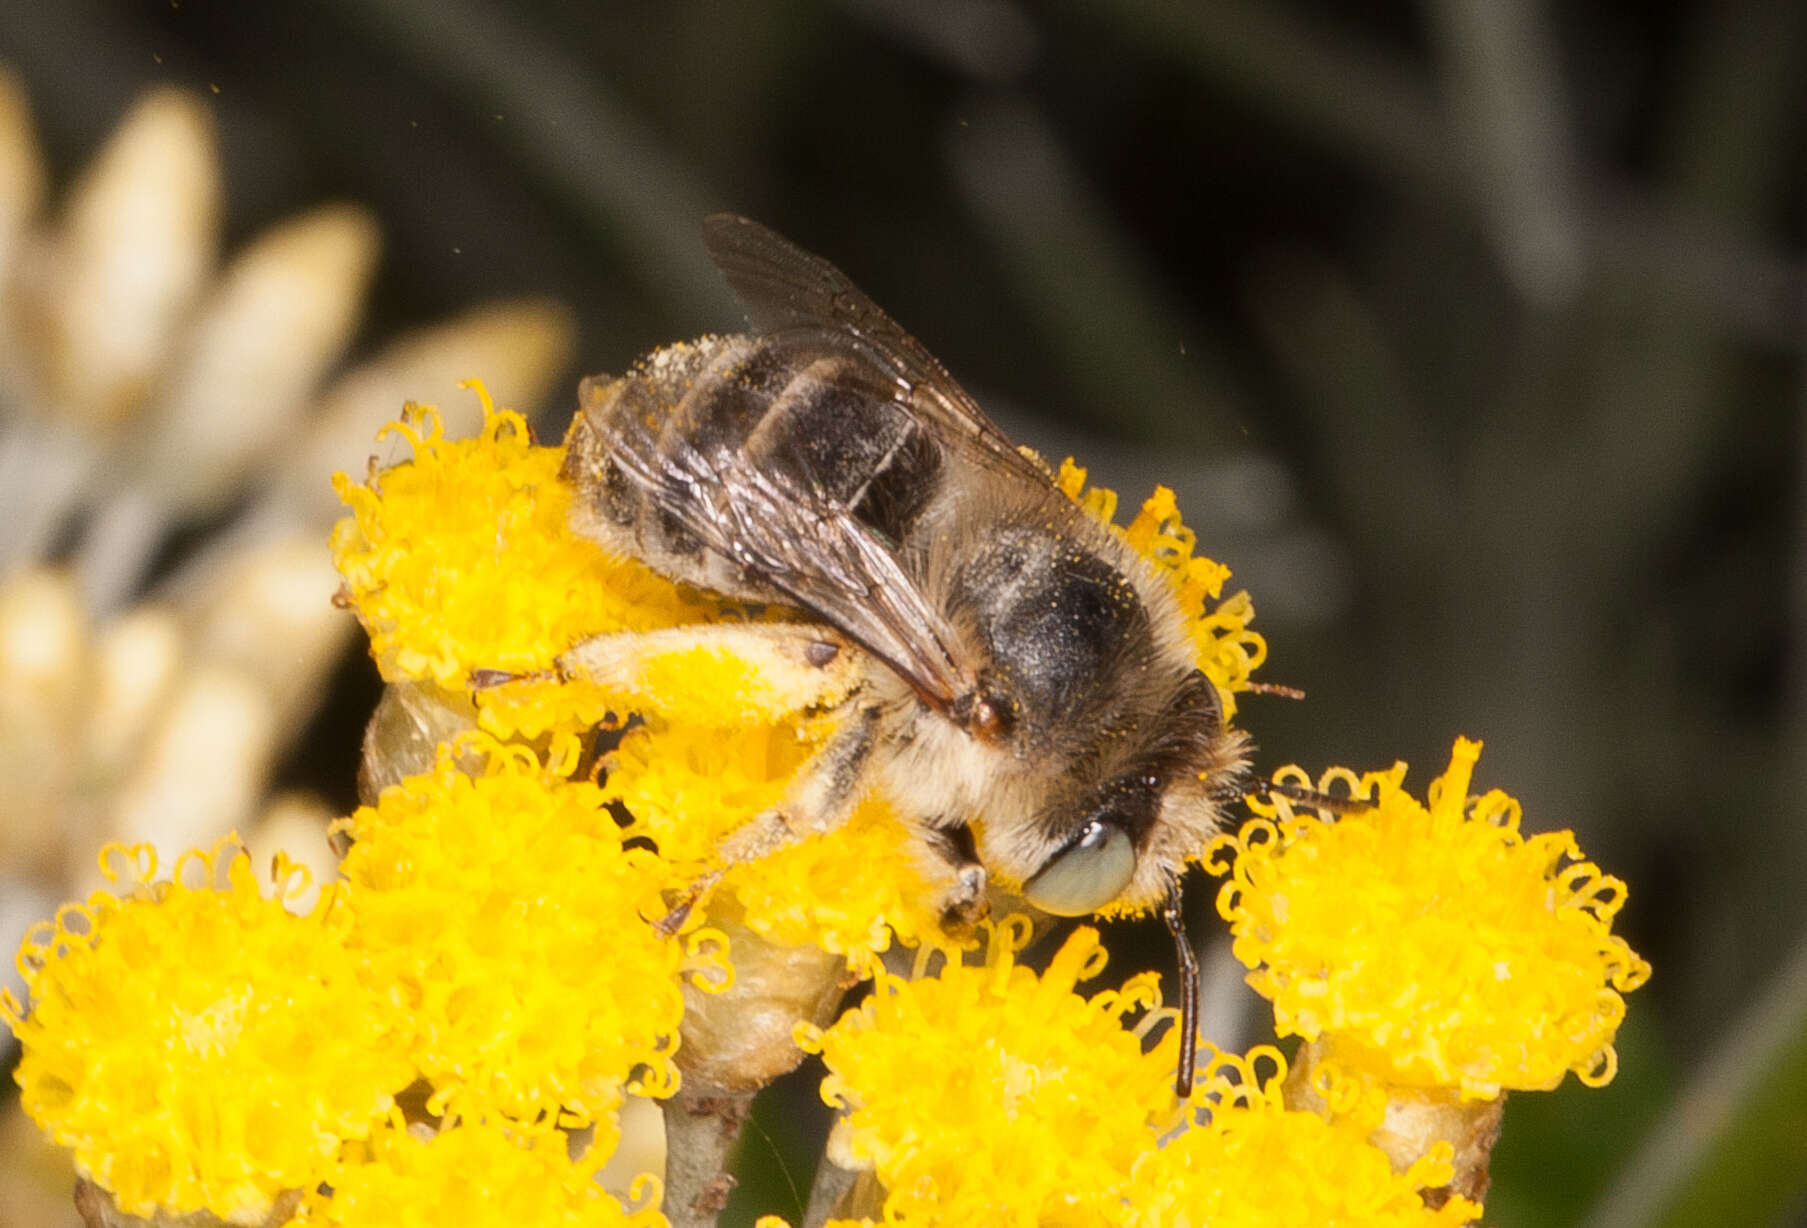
left=556, top=623, right=862, bottom=722
left=655, top=704, right=879, bottom=937
left=720, top=702, right=879, bottom=861
left=919, top=821, right=989, bottom=940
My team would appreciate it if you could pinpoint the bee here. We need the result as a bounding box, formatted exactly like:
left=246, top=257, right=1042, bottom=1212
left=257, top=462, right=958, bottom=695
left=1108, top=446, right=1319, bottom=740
left=562, top=216, right=1250, bottom=1094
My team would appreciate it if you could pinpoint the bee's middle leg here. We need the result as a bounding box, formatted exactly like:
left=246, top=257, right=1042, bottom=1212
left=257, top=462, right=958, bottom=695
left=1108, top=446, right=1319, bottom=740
left=656, top=704, right=878, bottom=936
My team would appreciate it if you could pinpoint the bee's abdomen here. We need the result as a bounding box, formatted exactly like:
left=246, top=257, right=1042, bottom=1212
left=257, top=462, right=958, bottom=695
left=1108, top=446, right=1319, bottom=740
left=564, top=334, right=941, bottom=599
left=743, top=347, right=940, bottom=544
left=564, top=336, right=762, bottom=595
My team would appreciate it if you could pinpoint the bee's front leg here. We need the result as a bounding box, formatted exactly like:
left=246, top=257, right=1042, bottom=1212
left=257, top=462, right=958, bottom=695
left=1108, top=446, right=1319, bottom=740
left=918, top=821, right=989, bottom=940
left=655, top=703, right=879, bottom=937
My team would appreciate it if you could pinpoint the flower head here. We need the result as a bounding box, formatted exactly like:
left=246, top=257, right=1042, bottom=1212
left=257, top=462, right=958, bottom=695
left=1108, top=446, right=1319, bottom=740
left=1126, top=1050, right=1481, bottom=1228
left=796, top=923, right=1177, bottom=1224
left=336, top=736, right=730, bottom=1141
left=1, top=840, right=412, bottom=1221
left=1209, top=737, right=1651, bottom=1098
left=299, top=1116, right=664, bottom=1228
left=329, top=391, right=717, bottom=737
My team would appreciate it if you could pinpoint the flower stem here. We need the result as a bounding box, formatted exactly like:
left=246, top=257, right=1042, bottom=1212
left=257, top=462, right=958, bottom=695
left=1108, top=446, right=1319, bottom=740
left=660, top=1082, right=753, bottom=1228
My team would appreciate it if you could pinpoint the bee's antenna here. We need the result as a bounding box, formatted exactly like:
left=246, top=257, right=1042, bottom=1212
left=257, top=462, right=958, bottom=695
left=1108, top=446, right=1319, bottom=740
left=1255, top=777, right=1372, bottom=816
left=1163, top=882, right=1198, bottom=1100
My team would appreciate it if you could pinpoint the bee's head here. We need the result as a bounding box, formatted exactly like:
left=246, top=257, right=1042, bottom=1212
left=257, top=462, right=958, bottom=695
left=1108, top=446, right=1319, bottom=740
left=1018, top=669, right=1248, bottom=916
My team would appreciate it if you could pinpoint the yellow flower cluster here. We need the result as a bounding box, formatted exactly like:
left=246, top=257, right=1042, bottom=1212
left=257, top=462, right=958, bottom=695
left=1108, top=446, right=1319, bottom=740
left=1, top=842, right=411, bottom=1221
left=328, top=389, right=717, bottom=737
left=295, top=1117, right=663, bottom=1228
left=797, top=925, right=1476, bottom=1226
left=336, top=736, right=729, bottom=1142
left=1, top=739, right=726, bottom=1223
left=799, top=923, right=1178, bottom=1224
left=1125, top=1050, right=1480, bottom=1227
left=1209, top=737, right=1651, bottom=1099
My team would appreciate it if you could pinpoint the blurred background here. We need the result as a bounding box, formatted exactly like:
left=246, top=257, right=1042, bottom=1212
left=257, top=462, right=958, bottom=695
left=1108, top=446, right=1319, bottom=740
left=1, top=2, right=1802, bottom=1226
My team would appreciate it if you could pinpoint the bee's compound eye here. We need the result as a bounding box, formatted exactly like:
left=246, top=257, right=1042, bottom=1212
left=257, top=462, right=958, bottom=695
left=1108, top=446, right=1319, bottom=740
left=1022, top=820, right=1135, bottom=917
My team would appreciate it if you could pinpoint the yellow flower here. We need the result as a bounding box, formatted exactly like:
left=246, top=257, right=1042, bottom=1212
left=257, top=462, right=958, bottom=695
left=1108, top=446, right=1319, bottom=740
left=1056, top=460, right=1264, bottom=718
left=328, top=389, right=718, bottom=737
left=297, top=1116, right=664, bottom=1228
left=1208, top=737, right=1651, bottom=1099
left=1, top=841, right=412, bottom=1221
left=1125, top=1050, right=1481, bottom=1227
left=336, top=737, right=730, bottom=1143
left=796, top=923, right=1177, bottom=1225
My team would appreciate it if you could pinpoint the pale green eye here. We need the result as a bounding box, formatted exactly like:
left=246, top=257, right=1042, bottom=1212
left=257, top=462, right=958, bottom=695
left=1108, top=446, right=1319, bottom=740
left=1022, top=821, right=1135, bottom=916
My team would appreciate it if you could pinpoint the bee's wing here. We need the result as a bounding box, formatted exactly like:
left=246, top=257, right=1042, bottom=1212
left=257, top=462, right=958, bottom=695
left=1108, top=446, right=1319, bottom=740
left=598, top=387, right=974, bottom=711
left=603, top=214, right=1074, bottom=713
left=702, top=213, right=1057, bottom=488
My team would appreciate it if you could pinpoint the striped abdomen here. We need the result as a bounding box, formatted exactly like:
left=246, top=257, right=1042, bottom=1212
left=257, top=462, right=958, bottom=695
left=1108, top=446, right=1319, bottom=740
left=562, top=334, right=943, bottom=602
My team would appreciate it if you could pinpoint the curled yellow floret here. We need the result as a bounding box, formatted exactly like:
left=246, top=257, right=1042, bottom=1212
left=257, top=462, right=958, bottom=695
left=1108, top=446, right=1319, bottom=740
left=796, top=923, right=1178, bottom=1224
left=297, top=1116, right=665, bottom=1228
left=1, top=841, right=412, bottom=1221
left=1207, top=737, right=1651, bottom=1098
left=329, top=387, right=717, bottom=737
left=1127, top=1050, right=1481, bottom=1227
left=1057, top=459, right=1263, bottom=718
left=337, top=737, right=730, bottom=1143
